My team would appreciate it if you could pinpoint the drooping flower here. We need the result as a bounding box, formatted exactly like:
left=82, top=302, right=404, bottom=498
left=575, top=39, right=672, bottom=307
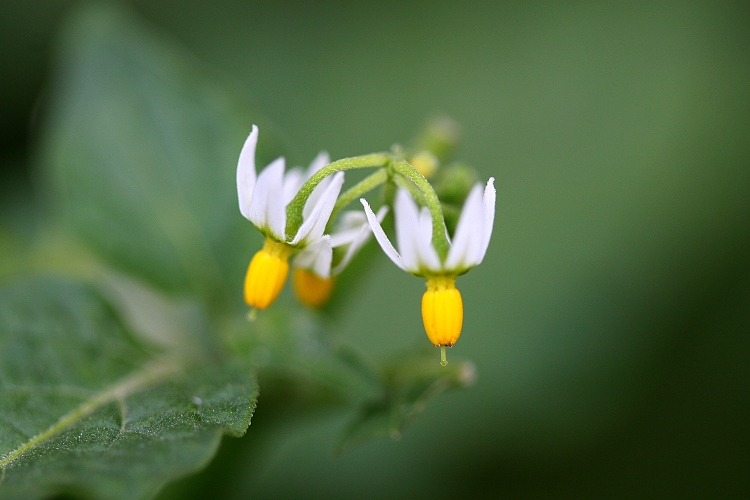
left=237, top=125, right=344, bottom=309
left=292, top=207, right=388, bottom=308
left=361, top=178, right=495, bottom=362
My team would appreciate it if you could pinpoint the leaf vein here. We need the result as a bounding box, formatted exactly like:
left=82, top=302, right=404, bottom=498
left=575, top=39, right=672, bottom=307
left=0, top=357, right=181, bottom=469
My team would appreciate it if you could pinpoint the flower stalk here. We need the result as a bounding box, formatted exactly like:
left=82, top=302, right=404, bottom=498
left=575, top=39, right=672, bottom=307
left=328, top=168, right=388, bottom=229
left=238, top=123, right=496, bottom=365
left=285, top=153, right=390, bottom=238
left=389, top=158, right=450, bottom=260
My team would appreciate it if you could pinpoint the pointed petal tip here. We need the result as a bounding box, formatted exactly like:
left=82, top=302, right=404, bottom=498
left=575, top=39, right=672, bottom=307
left=316, top=150, right=331, bottom=164
left=308, top=150, right=331, bottom=175
left=477, top=176, right=497, bottom=264
left=237, top=126, right=261, bottom=220
left=361, top=198, right=408, bottom=271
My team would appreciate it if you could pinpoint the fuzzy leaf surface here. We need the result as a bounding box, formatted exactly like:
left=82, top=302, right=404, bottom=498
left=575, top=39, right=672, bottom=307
left=0, top=278, right=257, bottom=500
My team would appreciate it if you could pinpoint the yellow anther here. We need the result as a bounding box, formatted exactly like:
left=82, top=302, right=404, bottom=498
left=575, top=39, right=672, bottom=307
left=293, top=268, right=335, bottom=309
left=421, top=276, right=463, bottom=348
left=244, top=238, right=292, bottom=309
left=410, top=151, right=438, bottom=178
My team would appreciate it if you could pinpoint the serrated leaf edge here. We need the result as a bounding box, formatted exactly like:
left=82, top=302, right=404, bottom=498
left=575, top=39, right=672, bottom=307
left=0, top=356, right=182, bottom=471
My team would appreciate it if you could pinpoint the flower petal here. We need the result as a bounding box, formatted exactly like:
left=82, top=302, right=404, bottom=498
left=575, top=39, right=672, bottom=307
left=302, top=151, right=332, bottom=220
left=477, top=177, right=496, bottom=263
left=293, top=235, right=333, bottom=279
left=248, top=157, right=287, bottom=239
left=329, top=211, right=369, bottom=247
left=332, top=206, right=387, bottom=275
left=393, top=189, right=421, bottom=271
left=395, top=190, right=440, bottom=272
left=236, top=125, right=259, bottom=220
left=306, top=151, right=330, bottom=176
left=290, top=171, right=344, bottom=245
left=445, top=183, right=484, bottom=270
left=282, top=167, right=305, bottom=205
left=417, top=207, right=443, bottom=272
left=361, top=198, right=407, bottom=271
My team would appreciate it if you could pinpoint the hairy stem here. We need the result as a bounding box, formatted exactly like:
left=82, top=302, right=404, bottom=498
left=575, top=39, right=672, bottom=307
left=390, top=159, right=450, bottom=259
left=286, top=153, right=389, bottom=239
left=328, top=168, right=388, bottom=228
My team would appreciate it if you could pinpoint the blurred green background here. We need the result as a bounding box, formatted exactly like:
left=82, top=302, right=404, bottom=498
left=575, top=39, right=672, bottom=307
left=2, top=1, right=749, bottom=497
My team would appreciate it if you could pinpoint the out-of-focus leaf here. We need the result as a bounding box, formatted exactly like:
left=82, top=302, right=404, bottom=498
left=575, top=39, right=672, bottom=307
left=41, top=4, right=284, bottom=311
left=336, top=346, right=476, bottom=454
left=0, top=277, right=257, bottom=500
left=224, top=308, right=383, bottom=405
left=225, top=312, right=473, bottom=454
left=0, top=224, right=24, bottom=277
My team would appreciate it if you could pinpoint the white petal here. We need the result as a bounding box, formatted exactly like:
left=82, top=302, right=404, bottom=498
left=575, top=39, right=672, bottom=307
left=393, top=189, right=421, bottom=271
left=394, top=190, right=440, bottom=272
left=302, top=173, right=333, bottom=220
left=417, top=207, right=443, bottom=272
left=236, top=125, right=258, bottom=220
left=306, top=151, right=330, bottom=176
left=338, top=210, right=368, bottom=231
left=332, top=206, right=387, bottom=275
left=360, top=198, right=407, bottom=271
left=293, top=236, right=333, bottom=279
left=282, top=167, right=305, bottom=205
left=477, top=177, right=496, bottom=263
left=311, top=237, right=334, bottom=278
left=445, top=183, right=484, bottom=270
left=301, top=151, right=331, bottom=218
left=248, top=157, right=287, bottom=238
left=329, top=211, right=368, bottom=247
left=290, top=171, right=344, bottom=245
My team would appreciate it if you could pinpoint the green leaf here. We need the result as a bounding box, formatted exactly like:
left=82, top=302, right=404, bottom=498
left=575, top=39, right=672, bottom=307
left=41, top=4, right=285, bottom=311
left=224, top=307, right=383, bottom=405
left=223, top=311, right=475, bottom=455
left=337, top=346, right=476, bottom=454
left=0, top=277, right=257, bottom=500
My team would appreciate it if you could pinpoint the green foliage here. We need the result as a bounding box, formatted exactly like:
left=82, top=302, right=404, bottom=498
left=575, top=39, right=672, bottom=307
left=337, top=346, right=475, bottom=454
left=0, top=5, right=471, bottom=498
left=42, top=4, right=281, bottom=310
left=0, top=278, right=257, bottom=500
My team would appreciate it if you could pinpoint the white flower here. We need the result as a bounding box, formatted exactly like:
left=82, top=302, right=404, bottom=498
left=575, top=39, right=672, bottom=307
left=291, top=207, right=388, bottom=309
left=360, top=177, right=495, bottom=356
left=237, top=125, right=344, bottom=246
left=361, top=178, right=495, bottom=276
left=293, top=207, right=389, bottom=279
left=237, top=125, right=344, bottom=311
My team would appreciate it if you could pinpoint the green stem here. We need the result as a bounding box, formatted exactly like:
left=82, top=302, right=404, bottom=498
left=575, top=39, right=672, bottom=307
left=392, top=172, right=428, bottom=207
left=328, top=168, right=388, bottom=229
left=390, top=159, right=450, bottom=260
left=285, top=153, right=389, bottom=239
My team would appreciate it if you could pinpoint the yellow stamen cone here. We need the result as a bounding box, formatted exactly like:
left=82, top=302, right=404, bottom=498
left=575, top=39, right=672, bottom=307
left=293, top=268, right=335, bottom=309
left=421, top=276, right=463, bottom=347
left=244, top=239, right=292, bottom=309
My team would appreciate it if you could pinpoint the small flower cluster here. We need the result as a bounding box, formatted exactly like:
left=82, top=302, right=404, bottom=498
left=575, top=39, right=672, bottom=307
left=237, top=125, right=495, bottom=364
